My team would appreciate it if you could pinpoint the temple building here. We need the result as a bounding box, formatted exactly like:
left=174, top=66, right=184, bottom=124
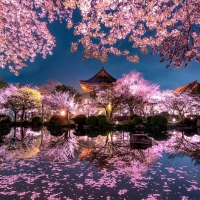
left=79, top=67, right=117, bottom=93
left=173, top=80, right=200, bottom=94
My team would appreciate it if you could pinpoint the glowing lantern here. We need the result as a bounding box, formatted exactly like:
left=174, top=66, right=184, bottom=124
left=108, top=103, right=111, bottom=111
left=60, top=110, right=66, bottom=116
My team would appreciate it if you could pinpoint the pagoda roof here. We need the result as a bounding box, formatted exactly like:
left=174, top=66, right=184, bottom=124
left=79, top=67, right=116, bottom=84
left=173, top=80, right=199, bottom=93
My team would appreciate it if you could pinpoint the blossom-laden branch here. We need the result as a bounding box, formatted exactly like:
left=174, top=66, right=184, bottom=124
left=1, top=0, right=200, bottom=73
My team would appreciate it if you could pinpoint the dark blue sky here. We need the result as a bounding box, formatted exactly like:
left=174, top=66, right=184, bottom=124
left=0, top=21, right=200, bottom=92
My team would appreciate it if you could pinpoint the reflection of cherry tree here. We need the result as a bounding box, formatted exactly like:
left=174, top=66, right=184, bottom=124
left=0, top=127, right=42, bottom=160
left=166, top=131, right=200, bottom=165
left=0, top=130, right=200, bottom=199
left=77, top=131, right=200, bottom=188
left=41, top=132, right=80, bottom=163
left=78, top=132, right=163, bottom=185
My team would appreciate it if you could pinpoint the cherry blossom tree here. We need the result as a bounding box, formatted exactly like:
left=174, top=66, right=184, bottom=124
left=39, top=80, right=62, bottom=95
left=42, top=91, right=76, bottom=123
left=0, top=84, right=19, bottom=119
left=0, top=75, right=7, bottom=89
left=115, top=71, right=160, bottom=116
left=90, top=88, right=125, bottom=120
left=4, top=87, right=42, bottom=121
left=0, top=1, right=71, bottom=75
left=1, top=0, right=200, bottom=74
left=160, top=90, right=199, bottom=120
left=77, top=98, right=98, bottom=117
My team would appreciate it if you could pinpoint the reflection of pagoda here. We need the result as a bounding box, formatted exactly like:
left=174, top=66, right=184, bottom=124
left=79, top=67, right=117, bottom=92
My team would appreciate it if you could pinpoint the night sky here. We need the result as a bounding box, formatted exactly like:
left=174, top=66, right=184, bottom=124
left=0, top=21, right=200, bottom=93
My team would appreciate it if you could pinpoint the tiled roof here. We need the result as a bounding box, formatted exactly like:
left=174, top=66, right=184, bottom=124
left=79, top=67, right=116, bottom=84
left=173, top=80, right=199, bottom=93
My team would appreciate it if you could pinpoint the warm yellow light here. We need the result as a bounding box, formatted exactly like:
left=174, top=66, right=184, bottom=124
left=108, top=103, right=111, bottom=111
left=60, top=110, right=66, bottom=116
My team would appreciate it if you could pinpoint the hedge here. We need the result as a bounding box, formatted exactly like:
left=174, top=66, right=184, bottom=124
left=72, top=114, right=87, bottom=126
left=151, top=115, right=168, bottom=127
left=31, top=116, right=42, bottom=123
left=86, top=115, right=99, bottom=126
left=98, top=118, right=110, bottom=126
left=129, top=114, right=139, bottom=120
left=0, top=114, right=11, bottom=124
left=132, top=117, right=143, bottom=126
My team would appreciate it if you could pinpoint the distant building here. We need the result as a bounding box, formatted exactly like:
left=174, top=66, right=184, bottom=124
left=173, top=80, right=200, bottom=94
left=79, top=67, right=117, bottom=93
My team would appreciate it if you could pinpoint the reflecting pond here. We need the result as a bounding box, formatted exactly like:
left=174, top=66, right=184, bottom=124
left=0, top=127, right=200, bottom=199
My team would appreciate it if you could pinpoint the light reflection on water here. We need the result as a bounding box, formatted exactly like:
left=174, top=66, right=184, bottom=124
left=0, top=127, right=200, bottom=199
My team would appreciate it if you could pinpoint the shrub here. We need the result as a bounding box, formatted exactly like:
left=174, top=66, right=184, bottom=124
left=31, top=126, right=43, bottom=132
left=98, top=118, right=110, bottom=126
left=116, top=124, right=123, bottom=130
left=49, top=129, right=64, bottom=137
left=86, top=130, right=99, bottom=137
left=72, top=114, right=87, bottom=126
left=0, top=114, right=11, bottom=124
left=151, top=115, right=168, bottom=127
left=122, top=123, right=132, bottom=130
left=23, top=120, right=30, bottom=127
left=129, top=114, right=139, bottom=120
left=147, top=116, right=152, bottom=122
left=86, top=115, right=99, bottom=126
left=31, top=116, right=42, bottom=123
left=184, top=118, right=196, bottom=127
left=132, top=117, right=143, bottom=126
left=98, top=130, right=108, bottom=136
left=0, top=127, right=11, bottom=136
left=97, top=114, right=107, bottom=119
left=49, top=115, right=63, bottom=127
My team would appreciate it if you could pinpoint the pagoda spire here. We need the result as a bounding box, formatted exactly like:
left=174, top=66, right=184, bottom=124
left=79, top=67, right=116, bottom=92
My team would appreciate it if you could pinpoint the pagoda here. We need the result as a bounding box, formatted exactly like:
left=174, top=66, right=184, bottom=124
left=79, top=67, right=117, bottom=92
left=173, top=80, right=199, bottom=94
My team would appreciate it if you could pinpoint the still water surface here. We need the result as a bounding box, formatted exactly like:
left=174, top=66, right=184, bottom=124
left=0, top=127, right=200, bottom=200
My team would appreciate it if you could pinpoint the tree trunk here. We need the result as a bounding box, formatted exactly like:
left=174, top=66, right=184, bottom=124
left=87, top=110, right=89, bottom=117
left=105, top=109, right=109, bottom=119
left=21, top=109, right=26, bottom=121
left=14, top=112, right=17, bottom=123
left=41, top=103, right=44, bottom=122
left=110, top=109, right=114, bottom=121
left=180, top=114, right=184, bottom=123
left=13, top=127, right=16, bottom=138
left=20, top=127, right=25, bottom=139
left=66, top=111, right=70, bottom=125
